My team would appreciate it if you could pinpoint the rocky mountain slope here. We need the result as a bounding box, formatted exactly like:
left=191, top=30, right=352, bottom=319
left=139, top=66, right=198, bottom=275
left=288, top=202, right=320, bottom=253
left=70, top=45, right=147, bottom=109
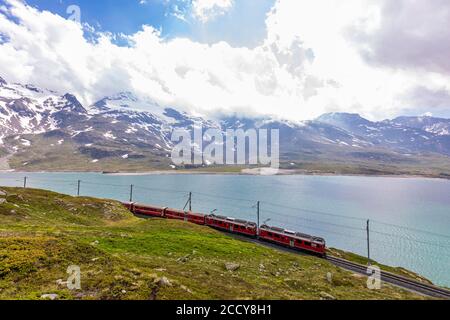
left=1, top=75, right=450, bottom=175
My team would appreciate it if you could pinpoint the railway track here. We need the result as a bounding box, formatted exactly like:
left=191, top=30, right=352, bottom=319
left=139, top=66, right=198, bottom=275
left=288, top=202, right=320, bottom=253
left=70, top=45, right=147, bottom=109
left=230, top=233, right=450, bottom=299
left=131, top=204, right=450, bottom=299
left=327, top=256, right=450, bottom=299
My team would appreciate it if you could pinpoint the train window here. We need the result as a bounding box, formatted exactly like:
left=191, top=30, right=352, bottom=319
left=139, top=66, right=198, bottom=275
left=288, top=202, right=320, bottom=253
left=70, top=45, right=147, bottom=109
left=304, top=241, right=311, bottom=246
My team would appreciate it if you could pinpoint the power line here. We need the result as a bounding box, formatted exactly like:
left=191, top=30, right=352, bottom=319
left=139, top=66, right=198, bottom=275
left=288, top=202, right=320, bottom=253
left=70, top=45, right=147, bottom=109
left=371, top=230, right=450, bottom=250
left=192, top=191, right=257, bottom=203
left=261, top=208, right=366, bottom=231
left=133, top=184, right=188, bottom=194
left=261, top=201, right=366, bottom=222
left=372, top=220, right=450, bottom=241
left=193, top=195, right=255, bottom=211
left=82, top=181, right=129, bottom=188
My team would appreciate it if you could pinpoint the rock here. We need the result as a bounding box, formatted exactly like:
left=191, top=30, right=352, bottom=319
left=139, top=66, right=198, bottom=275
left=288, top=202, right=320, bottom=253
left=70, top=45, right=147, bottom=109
left=121, top=290, right=127, bottom=294
left=0, top=190, right=6, bottom=196
left=180, top=285, right=192, bottom=294
left=0, top=198, right=6, bottom=205
left=225, top=263, right=240, bottom=272
left=259, top=264, right=265, bottom=272
left=10, top=210, right=16, bottom=214
left=41, top=294, right=59, bottom=300
left=320, top=291, right=336, bottom=300
left=130, top=269, right=142, bottom=276
left=326, top=272, right=333, bottom=284
left=177, top=254, right=191, bottom=263
left=155, top=277, right=172, bottom=287
left=56, top=279, right=67, bottom=287
left=90, top=240, right=99, bottom=246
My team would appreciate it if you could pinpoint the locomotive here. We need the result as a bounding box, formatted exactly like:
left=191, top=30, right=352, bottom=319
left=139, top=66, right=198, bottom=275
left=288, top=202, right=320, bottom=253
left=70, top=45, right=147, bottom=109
left=123, top=202, right=327, bottom=257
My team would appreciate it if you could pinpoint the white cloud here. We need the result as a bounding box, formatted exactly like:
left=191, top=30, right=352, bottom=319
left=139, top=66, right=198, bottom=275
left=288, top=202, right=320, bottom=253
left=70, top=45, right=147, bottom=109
left=264, top=0, right=450, bottom=119
left=192, top=0, right=233, bottom=23
left=0, top=0, right=450, bottom=121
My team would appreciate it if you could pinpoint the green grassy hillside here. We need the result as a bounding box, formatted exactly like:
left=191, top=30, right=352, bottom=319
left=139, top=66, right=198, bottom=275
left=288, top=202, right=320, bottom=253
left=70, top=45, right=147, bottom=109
left=0, top=187, right=426, bottom=300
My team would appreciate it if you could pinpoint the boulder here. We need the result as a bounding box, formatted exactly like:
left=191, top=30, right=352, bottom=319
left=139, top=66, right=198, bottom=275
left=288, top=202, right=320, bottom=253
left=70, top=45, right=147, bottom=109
left=225, top=263, right=240, bottom=272
left=41, top=294, right=59, bottom=300
left=154, top=276, right=172, bottom=287
left=320, top=291, right=336, bottom=300
left=177, top=254, right=191, bottom=263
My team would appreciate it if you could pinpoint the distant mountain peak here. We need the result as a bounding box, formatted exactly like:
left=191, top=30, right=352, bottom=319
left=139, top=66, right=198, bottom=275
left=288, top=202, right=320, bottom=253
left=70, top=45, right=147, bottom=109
left=318, top=112, right=367, bottom=120
left=0, top=76, right=6, bottom=86
left=391, top=115, right=450, bottom=136
left=316, top=112, right=372, bottom=128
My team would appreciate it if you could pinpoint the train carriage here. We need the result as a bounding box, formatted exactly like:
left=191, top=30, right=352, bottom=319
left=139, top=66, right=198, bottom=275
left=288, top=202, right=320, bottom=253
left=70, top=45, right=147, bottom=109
left=122, top=202, right=133, bottom=211
left=186, top=212, right=206, bottom=225
left=131, top=203, right=166, bottom=218
left=165, top=208, right=187, bottom=221
left=259, top=225, right=326, bottom=256
left=205, top=215, right=257, bottom=237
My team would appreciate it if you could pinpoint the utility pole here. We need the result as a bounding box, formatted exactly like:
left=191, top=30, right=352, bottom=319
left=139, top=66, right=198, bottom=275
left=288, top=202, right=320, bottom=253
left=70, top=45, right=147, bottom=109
left=367, top=219, right=371, bottom=266
left=129, top=184, right=134, bottom=203
left=23, top=176, right=27, bottom=188
left=257, top=201, right=260, bottom=237
left=188, top=192, right=192, bottom=211
left=77, top=180, right=81, bottom=196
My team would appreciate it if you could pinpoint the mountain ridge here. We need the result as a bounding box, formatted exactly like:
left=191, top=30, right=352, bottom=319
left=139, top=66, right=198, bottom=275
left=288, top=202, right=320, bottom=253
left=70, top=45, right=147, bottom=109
left=1, top=76, right=450, bottom=175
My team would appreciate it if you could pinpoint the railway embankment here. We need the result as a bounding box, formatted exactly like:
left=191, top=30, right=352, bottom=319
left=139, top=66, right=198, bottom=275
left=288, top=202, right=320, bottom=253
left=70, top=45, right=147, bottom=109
left=0, top=187, right=434, bottom=300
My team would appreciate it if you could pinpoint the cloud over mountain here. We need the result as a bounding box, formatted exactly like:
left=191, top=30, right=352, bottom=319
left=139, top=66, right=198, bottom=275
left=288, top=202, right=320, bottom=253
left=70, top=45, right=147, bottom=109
left=0, top=0, right=450, bottom=121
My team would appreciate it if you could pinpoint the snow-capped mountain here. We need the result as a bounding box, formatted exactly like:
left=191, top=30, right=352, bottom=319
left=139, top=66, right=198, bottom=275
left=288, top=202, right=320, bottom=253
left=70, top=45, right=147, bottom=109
left=0, top=78, right=86, bottom=142
left=316, top=112, right=450, bottom=155
left=1, top=75, right=450, bottom=172
left=390, top=116, right=450, bottom=136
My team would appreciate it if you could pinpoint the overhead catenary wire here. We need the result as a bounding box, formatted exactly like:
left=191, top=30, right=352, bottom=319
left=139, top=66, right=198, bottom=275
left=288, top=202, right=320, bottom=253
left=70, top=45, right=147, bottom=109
left=261, top=200, right=367, bottom=222
left=372, top=220, right=450, bottom=241
left=261, top=208, right=366, bottom=231
left=370, top=230, right=450, bottom=250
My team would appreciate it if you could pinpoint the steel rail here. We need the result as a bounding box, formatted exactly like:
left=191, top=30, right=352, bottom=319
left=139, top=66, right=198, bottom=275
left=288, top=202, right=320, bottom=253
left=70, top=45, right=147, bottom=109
left=326, top=256, right=450, bottom=299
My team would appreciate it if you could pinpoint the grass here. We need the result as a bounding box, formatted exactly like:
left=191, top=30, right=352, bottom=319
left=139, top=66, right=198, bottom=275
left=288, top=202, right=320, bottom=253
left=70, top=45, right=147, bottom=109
left=327, top=248, right=433, bottom=285
left=0, top=187, right=432, bottom=300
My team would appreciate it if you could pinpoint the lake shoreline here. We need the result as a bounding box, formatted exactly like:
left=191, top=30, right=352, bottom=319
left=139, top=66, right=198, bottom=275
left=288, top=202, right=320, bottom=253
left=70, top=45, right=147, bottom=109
left=1, top=168, right=450, bottom=181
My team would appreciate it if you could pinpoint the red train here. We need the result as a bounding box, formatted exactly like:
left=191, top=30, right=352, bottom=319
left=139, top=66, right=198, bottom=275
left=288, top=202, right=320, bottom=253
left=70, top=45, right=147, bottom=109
left=259, top=225, right=326, bottom=256
left=123, top=202, right=327, bottom=257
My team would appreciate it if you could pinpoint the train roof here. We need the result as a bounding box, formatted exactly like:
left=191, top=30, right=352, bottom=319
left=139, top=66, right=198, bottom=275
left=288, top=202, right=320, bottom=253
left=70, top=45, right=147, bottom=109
left=133, top=203, right=166, bottom=209
left=208, top=214, right=257, bottom=227
left=260, top=225, right=325, bottom=244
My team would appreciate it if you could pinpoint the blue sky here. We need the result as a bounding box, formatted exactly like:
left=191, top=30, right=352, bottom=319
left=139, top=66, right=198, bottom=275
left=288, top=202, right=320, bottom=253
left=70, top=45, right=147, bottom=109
left=26, top=0, right=275, bottom=47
